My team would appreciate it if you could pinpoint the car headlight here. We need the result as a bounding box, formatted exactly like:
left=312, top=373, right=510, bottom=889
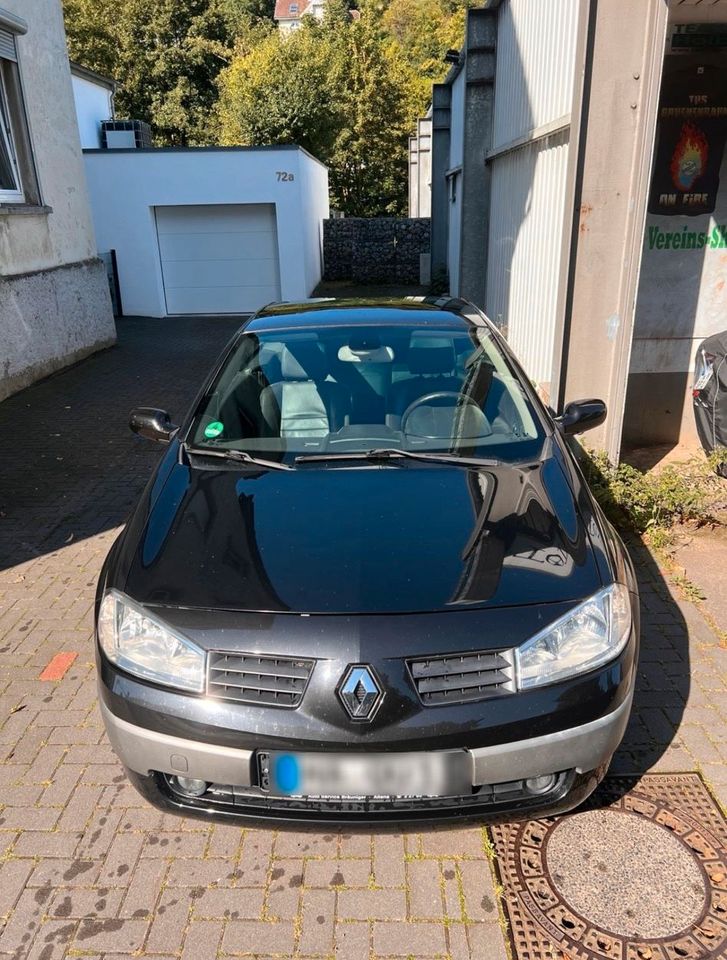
left=515, top=583, right=632, bottom=689
left=97, top=590, right=205, bottom=693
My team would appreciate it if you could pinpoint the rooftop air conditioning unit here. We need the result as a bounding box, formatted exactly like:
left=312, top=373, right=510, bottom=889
left=101, top=120, right=152, bottom=149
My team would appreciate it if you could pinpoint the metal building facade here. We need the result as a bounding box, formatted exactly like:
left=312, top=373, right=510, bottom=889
left=485, top=0, right=581, bottom=389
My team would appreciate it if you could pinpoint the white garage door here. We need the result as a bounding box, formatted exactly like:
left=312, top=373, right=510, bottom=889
left=155, top=204, right=281, bottom=315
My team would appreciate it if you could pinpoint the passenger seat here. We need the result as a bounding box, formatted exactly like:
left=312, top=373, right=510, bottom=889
left=259, top=343, right=349, bottom=439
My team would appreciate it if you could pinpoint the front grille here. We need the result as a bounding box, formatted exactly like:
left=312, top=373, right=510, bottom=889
left=408, top=650, right=515, bottom=706
left=207, top=653, right=314, bottom=707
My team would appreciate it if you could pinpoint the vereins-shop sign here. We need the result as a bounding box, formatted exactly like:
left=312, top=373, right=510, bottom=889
left=648, top=55, right=726, bottom=218
left=647, top=224, right=727, bottom=252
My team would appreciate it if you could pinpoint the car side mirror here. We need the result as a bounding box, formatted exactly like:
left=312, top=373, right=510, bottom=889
left=129, top=407, right=179, bottom=444
left=555, top=399, right=607, bottom=436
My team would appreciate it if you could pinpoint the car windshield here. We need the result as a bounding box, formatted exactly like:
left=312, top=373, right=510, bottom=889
left=187, top=321, right=545, bottom=463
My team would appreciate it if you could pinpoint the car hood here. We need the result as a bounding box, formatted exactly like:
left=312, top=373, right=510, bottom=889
left=121, top=452, right=601, bottom=614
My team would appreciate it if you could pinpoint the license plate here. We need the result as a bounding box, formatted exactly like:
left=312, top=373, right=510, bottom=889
left=694, top=369, right=713, bottom=391
left=263, top=750, right=471, bottom=799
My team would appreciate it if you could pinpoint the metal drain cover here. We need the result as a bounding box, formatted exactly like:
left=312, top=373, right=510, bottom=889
left=490, top=774, right=727, bottom=960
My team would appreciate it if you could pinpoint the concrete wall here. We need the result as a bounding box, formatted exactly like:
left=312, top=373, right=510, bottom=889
left=83, top=146, right=329, bottom=317
left=447, top=68, right=466, bottom=298
left=458, top=10, right=496, bottom=309
left=71, top=72, right=113, bottom=149
left=429, top=9, right=496, bottom=306
left=1, top=260, right=113, bottom=400
left=430, top=82, right=452, bottom=283
left=556, top=0, right=668, bottom=459
left=0, top=0, right=116, bottom=402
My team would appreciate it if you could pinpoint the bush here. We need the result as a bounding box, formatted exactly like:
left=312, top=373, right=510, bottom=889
left=580, top=450, right=714, bottom=536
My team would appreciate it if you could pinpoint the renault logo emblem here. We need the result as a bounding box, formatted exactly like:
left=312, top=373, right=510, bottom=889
left=338, top=665, right=382, bottom=721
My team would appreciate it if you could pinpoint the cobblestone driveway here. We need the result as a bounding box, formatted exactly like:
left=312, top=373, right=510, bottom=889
left=0, top=318, right=725, bottom=960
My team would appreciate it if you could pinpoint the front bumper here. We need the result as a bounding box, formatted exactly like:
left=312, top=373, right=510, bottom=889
left=99, top=690, right=632, bottom=824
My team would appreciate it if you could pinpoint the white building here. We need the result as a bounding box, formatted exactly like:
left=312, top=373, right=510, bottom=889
left=0, top=1, right=115, bottom=403
left=408, top=113, right=432, bottom=219
left=429, top=0, right=727, bottom=459
left=70, top=62, right=115, bottom=149
left=274, top=0, right=326, bottom=33
left=84, top=146, right=329, bottom=316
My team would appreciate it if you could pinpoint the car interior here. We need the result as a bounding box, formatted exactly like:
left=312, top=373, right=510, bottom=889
left=191, top=326, right=541, bottom=454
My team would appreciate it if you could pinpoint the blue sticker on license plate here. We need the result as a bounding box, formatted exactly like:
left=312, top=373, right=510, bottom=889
left=273, top=754, right=301, bottom=794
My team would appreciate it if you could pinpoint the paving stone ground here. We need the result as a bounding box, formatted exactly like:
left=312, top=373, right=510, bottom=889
left=0, top=317, right=725, bottom=960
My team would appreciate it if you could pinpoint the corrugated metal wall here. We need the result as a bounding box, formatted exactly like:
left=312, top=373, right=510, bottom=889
left=493, top=0, right=578, bottom=144
left=486, top=0, right=580, bottom=387
left=487, top=133, right=569, bottom=382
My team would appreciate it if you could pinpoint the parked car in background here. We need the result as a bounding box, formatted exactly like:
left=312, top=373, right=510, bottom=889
left=693, top=331, right=727, bottom=478
left=96, top=297, right=639, bottom=825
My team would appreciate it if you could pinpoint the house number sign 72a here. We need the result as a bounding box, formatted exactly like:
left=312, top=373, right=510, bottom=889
left=276, top=171, right=295, bottom=182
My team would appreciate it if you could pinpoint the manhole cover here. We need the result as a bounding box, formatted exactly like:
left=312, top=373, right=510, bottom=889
left=547, top=809, right=707, bottom=937
left=490, top=774, right=727, bottom=960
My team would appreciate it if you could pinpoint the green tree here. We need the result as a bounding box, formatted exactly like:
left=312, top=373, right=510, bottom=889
left=63, top=0, right=118, bottom=79
left=218, top=7, right=426, bottom=214
left=326, top=14, right=422, bottom=214
left=222, top=0, right=276, bottom=23
left=217, top=25, right=339, bottom=157
left=382, top=0, right=467, bottom=80
left=64, top=0, right=250, bottom=145
left=64, top=0, right=460, bottom=209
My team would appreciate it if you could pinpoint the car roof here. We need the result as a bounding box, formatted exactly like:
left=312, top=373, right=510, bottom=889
left=246, top=297, right=487, bottom=332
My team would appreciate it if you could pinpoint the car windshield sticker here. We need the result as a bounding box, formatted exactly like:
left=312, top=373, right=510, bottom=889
left=204, top=421, right=224, bottom=439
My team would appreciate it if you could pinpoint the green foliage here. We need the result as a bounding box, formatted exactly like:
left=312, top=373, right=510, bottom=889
left=382, top=0, right=467, bottom=80
left=580, top=449, right=714, bottom=537
left=218, top=8, right=429, bottom=214
left=223, top=0, right=276, bottom=22
left=64, top=0, right=468, bottom=208
left=64, top=0, right=246, bottom=145
left=327, top=14, right=424, bottom=215
left=63, top=0, right=118, bottom=79
left=218, top=25, right=338, bottom=157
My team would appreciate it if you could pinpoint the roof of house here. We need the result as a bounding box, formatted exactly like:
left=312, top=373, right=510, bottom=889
left=70, top=61, right=116, bottom=92
left=274, top=0, right=310, bottom=20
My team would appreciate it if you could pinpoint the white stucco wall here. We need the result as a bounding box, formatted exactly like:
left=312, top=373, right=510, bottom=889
left=83, top=146, right=330, bottom=316
left=0, top=0, right=115, bottom=403
left=297, top=150, right=330, bottom=296
left=71, top=72, right=113, bottom=149
left=0, top=0, right=98, bottom=276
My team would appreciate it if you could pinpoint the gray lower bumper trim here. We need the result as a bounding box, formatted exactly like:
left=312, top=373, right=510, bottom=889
left=100, top=702, right=254, bottom=786
left=470, top=691, right=633, bottom=785
left=100, top=690, right=633, bottom=790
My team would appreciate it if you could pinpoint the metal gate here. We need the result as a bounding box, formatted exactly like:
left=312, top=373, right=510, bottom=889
left=486, top=0, right=584, bottom=391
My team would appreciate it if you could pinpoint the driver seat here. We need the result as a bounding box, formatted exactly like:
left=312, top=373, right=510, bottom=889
left=388, top=335, right=461, bottom=429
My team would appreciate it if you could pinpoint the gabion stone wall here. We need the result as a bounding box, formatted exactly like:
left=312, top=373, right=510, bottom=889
left=323, top=218, right=430, bottom=284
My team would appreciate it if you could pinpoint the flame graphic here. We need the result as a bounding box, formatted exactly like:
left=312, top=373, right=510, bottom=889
left=670, top=122, right=708, bottom=192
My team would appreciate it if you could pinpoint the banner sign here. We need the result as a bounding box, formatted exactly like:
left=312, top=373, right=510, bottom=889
left=648, top=55, right=727, bottom=217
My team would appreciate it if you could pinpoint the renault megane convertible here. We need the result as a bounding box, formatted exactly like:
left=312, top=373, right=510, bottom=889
left=96, top=297, right=638, bottom=825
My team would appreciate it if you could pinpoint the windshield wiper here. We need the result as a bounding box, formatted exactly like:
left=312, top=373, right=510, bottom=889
left=294, top=448, right=502, bottom=468
left=186, top=446, right=293, bottom=471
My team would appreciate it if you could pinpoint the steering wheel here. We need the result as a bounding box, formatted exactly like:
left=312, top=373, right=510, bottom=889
left=400, top=391, right=485, bottom=439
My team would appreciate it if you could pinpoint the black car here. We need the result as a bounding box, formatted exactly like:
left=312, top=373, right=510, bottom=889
left=96, top=297, right=639, bottom=825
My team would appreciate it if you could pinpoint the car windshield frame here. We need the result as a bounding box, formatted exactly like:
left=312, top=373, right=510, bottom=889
left=183, top=316, right=550, bottom=466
